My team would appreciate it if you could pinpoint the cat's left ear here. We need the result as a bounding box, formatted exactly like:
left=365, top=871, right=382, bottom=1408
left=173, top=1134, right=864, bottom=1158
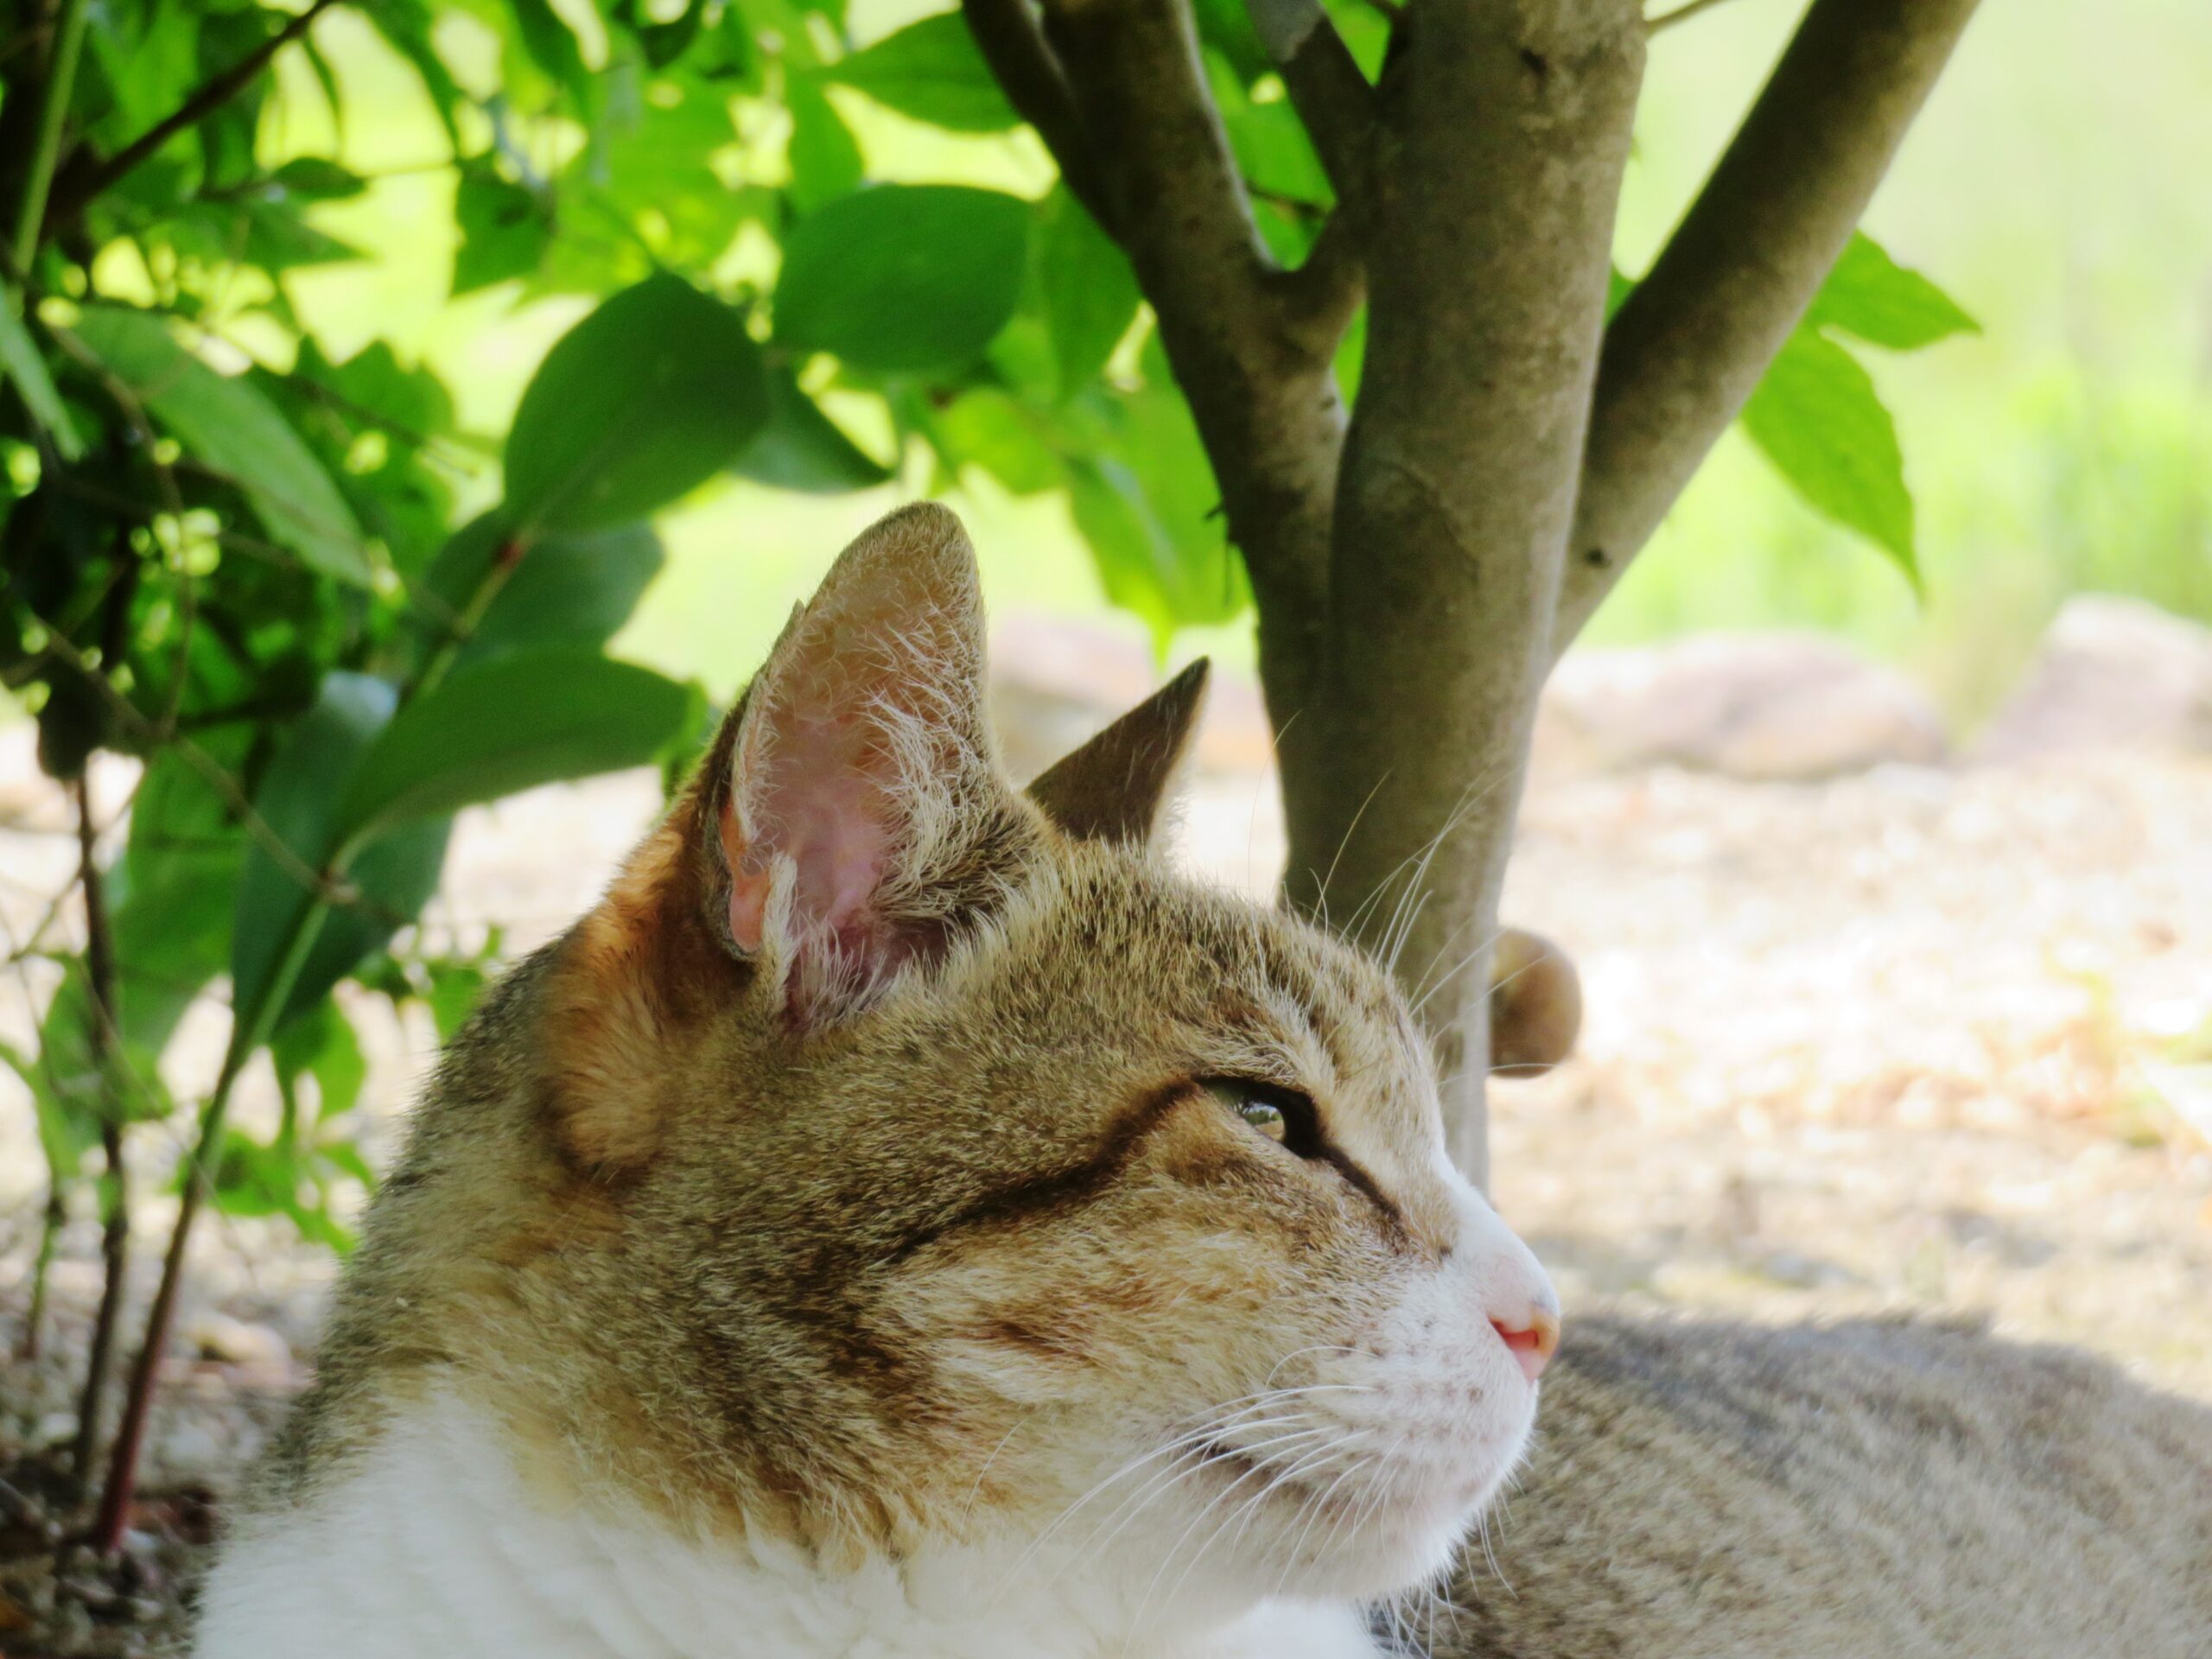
left=1027, top=658, right=1210, bottom=847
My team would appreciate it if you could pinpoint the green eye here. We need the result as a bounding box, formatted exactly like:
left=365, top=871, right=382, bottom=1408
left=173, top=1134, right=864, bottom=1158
left=1203, top=1079, right=1304, bottom=1148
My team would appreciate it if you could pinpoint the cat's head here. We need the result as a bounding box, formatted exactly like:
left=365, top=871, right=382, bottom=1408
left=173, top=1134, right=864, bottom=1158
left=532, top=504, right=1557, bottom=1608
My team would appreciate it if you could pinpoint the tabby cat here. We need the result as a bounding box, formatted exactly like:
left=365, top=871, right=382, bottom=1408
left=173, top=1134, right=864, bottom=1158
left=196, top=505, right=2212, bottom=1658
left=196, top=504, right=1558, bottom=1657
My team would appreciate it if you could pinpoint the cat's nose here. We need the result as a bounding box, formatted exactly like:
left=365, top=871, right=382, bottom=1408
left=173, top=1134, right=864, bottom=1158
left=1491, top=1306, right=1561, bottom=1383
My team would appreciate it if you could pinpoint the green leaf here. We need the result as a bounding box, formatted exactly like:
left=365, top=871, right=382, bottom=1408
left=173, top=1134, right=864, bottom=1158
left=1191, top=0, right=1270, bottom=81
left=820, top=13, right=1020, bottom=132
left=1068, top=333, right=1249, bottom=640
left=230, top=672, right=398, bottom=1034
left=277, top=817, right=452, bottom=1028
left=420, top=513, right=665, bottom=666
left=454, top=166, right=551, bottom=295
left=68, top=306, right=371, bottom=584
left=775, top=185, right=1029, bottom=374
left=1808, top=232, right=1979, bottom=353
left=509, top=0, right=594, bottom=107
left=269, top=157, right=368, bottom=203
left=1206, top=52, right=1331, bottom=206
left=732, top=368, right=894, bottom=493
left=421, top=958, right=491, bottom=1042
left=331, top=650, right=696, bottom=848
left=931, top=387, right=1062, bottom=496
left=271, top=1001, right=366, bottom=1125
left=0, top=1037, right=95, bottom=1183
left=1035, top=188, right=1141, bottom=397
left=502, top=273, right=770, bottom=533
left=1, top=297, right=86, bottom=459
left=236, top=200, right=365, bottom=270
left=1605, top=264, right=1635, bottom=320
left=566, top=73, right=747, bottom=276
left=785, top=78, right=864, bottom=213
left=207, top=1128, right=362, bottom=1253
left=619, top=0, right=709, bottom=67
left=1741, top=327, right=1918, bottom=586
left=365, top=0, right=464, bottom=152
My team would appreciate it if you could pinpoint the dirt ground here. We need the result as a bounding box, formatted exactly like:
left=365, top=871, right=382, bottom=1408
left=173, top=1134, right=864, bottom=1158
left=2, top=669, right=2209, bottom=1653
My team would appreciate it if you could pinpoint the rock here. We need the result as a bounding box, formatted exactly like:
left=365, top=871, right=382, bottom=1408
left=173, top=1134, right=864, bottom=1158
left=1535, top=633, right=1948, bottom=781
left=182, top=1311, right=292, bottom=1373
left=988, top=614, right=1275, bottom=785
left=1973, top=595, right=2212, bottom=763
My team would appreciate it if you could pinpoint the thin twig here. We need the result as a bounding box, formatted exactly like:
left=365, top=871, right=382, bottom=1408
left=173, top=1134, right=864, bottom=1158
left=1646, top=0, right=1744, bottom=35
left=48, top=0, right=350, bottom=226
left=70, top=769, right=131, bottom=1491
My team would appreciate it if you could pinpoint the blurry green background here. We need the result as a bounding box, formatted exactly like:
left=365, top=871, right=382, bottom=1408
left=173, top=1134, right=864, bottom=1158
left=237, top=0, right=2212, bottom=722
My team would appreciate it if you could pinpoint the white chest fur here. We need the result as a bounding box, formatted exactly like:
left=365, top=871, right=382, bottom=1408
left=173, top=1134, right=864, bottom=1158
left=194, top=1397, right=1385, bottom=1659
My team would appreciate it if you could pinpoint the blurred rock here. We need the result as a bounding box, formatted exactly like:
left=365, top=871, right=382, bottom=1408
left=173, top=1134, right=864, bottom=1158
left=183, top=1312, right=292, bottom=1373
left=988, top=614, right=1275, bottom=785
left=1973, top=595, right=2212, bottom=763
left=1535, top=633, right=1948, bottom=780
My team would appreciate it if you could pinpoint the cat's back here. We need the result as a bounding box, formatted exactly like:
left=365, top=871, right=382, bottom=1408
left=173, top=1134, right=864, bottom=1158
left=1435, top=1313, right=2212, bottom=1659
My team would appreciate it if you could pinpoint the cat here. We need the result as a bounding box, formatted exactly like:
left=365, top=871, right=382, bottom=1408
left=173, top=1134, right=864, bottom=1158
left=1426, top=1311, right=2212, bottom=1657
left=194, top=503, right=1560, bottom=1658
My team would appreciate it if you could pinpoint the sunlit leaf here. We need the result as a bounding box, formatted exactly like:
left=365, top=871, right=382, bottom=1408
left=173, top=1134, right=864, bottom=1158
left=820, top=13, right=1020, bottom=132
left=1742, top=327, right=1919, bottom=586
left=454, top=165, right=550, bottom=295
left=0, top=296, right=83, bottom=460
left=775, top=185, right=1029, bottom=373
left=732, top=369, right=894, bottom=493
left=1808, top=232, right=1980, bottom=353
left=420, top=513, right=665, bottom=666
left=1035, top=188, right=1140, bottom=397
left=230, top=672, right=398, bottom=1037
left=68, top=306, right=372, bottom=584
left=331, top=650, right=696, bottom=846
left=502, top=273, right=769, bottom=533
left=786, top=77, right=864, bottom=213
left=509, top=0, right=594, bottom=107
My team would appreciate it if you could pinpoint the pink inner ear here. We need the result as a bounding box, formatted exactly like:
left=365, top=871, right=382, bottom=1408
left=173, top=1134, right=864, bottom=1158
left=723, top=707, right=897, bottom=957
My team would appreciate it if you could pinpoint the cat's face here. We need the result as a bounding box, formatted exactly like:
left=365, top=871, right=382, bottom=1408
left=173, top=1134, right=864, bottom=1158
left=540, top=505, right=1555, bottom=1609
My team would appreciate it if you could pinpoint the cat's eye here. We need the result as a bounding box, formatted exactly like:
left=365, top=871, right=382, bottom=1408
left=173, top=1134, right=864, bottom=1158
left=1202, top=1078, right=1321, bottom=1158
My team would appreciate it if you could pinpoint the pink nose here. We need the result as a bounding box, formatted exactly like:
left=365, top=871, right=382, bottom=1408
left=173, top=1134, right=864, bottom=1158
left=1491, top=1310, right=1560, bottom=1383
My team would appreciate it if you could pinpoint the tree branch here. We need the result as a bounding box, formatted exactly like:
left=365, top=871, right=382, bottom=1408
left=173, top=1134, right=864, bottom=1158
left=1556, top=0, right=1983, bottom=648
left=959, top=0, right=1116, bottom=231
left=1039, top=0, right=1274, bottom=326
left=1246, top=0, right=1378, bottom=200
left=1034, top=0, right=1346, bottom=725
left=47, top=0, right=346, bottom=227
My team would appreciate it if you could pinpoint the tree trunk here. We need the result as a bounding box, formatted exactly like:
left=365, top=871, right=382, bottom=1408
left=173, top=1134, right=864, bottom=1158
left=1277, top=4, right=1644, bottom=1184
left=970, top=0, right=1985, bottom=1181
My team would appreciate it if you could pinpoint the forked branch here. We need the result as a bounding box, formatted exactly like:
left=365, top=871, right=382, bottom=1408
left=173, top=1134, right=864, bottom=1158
left=1556, top=0, right=1984, bottom=648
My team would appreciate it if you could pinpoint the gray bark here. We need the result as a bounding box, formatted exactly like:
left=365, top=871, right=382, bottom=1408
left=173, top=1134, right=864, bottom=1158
left=1279, top=3, right=1645, bottom=1185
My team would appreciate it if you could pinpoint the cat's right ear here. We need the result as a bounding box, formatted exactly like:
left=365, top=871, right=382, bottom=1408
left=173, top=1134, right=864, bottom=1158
left=1027, top=658, right=1211, bottom=847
